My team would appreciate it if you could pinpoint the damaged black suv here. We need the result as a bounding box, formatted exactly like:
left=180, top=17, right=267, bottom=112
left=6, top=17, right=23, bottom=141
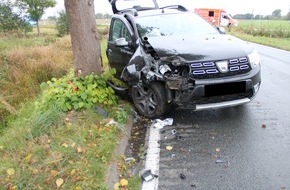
left=106, top=0, right=261, bottom=118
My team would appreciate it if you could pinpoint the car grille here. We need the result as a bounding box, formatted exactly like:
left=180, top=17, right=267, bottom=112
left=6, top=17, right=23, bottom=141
left=190, top=57, right=251, bottom=79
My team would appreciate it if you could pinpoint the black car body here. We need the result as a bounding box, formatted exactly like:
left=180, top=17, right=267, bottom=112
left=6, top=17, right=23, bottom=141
left=106, top=0, right=261, bottom=118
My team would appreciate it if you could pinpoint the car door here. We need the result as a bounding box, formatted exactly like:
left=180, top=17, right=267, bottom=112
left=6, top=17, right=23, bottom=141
left=107, top=18, right=135, bottom=78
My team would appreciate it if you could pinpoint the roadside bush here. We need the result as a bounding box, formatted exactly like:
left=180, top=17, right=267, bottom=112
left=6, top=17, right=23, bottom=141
left=36, top=69, right=118, bottom=112
left=0, top=36, right=72, bottom=129
left=56, top=10, right=69, bottom=37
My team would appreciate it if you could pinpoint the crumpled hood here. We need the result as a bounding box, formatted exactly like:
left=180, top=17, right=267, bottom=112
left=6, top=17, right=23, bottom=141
left=146, top=34, right=254, bottom=62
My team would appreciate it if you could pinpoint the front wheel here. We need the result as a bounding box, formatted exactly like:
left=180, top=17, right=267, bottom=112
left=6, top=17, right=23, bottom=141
left=132, top=82, right=168, bottom=118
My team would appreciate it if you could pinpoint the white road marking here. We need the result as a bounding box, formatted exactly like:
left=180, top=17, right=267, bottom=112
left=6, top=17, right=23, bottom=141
left=141, top=124, right=161, bottom=190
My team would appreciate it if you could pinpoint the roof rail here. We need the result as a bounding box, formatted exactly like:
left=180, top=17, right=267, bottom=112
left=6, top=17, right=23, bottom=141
left=119, top=8, right=138, bottom=16
left=160, top=5, right=188, bottom=12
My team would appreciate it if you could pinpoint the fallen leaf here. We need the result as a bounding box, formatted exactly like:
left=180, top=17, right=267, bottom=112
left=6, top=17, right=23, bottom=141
left=77, top=147, right=83, bottom=153
left=56, top=178, right=64, bottom=187
left=65, top=117, right=70, bottom=122
left=7, top=168, right=15, bottom=176
left=50, top=170, right=58, bottom=177
left=113, top=182, right=120, bottom=190
left=61, top=143, right=68, bottom=148
left=70, top=169, right=76, bottom=176
left=33, top=169, right=38, bottom=175
left=166, top=146, right=173, bottom=151
left=120, top=178, right=128, bottom=187
left=25, top=153, right=32, bottom=163
left=71, top=143, right=76, bottom=148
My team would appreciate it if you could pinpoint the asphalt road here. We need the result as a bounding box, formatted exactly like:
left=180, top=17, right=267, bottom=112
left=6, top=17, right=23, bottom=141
left=157, top=44, right=290, bottom=190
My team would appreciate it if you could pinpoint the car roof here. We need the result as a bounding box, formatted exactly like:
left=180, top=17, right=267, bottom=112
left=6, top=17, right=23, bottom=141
left=114, top=5, right=189, bottom=18
left=109, top=0, right=188, bottom=15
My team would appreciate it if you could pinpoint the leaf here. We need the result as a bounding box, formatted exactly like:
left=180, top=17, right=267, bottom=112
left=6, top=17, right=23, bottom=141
left=70, top=169, right=76, bottom=176
left=7, top=168, right=15, bottom=176
left=56, top=178, right=64, bottom=187
left=166, top=146, right=173, bottom=151
left=77, top=147, right=83, bottom=153
left=113, top=182, right=120, bottom=190
left=50, top=170, right=58, bottom=177
left=78, top=102, right=84, bottom=108
left=61, top=143, right=68, bottom=148
left=120, top=178, right=128, bottom=187
left=25, top=153, right=32, bottom=163
left=81, top=93, right=87, bottom=100
left=33, top=169, right=39, bottom=175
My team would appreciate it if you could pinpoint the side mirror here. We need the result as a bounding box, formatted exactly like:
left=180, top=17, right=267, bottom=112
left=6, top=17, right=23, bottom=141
left=217, top=27, right=226, bottom=34
left=115, top=38, right=129, bottom=46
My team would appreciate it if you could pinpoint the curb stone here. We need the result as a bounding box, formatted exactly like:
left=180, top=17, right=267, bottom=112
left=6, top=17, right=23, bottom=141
left=105, top=114, right=133, bottom=189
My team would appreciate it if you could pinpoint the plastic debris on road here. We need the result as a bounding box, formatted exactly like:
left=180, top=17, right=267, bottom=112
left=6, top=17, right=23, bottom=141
left=180, top=173, right=186, bottom=180
left=141, top=170, right=157, bottom=182
left=153, top=118, right=173, bottom=129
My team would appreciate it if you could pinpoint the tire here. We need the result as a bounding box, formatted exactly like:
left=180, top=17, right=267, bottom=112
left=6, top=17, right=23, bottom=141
left=132, top=82, right=168, bottom=118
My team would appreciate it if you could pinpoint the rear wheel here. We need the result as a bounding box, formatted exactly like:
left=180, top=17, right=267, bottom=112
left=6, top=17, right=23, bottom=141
left=132, top=82, right=168, bottom=118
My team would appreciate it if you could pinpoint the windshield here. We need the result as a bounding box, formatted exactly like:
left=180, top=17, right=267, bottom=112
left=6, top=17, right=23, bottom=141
left=136, top=12, right=219, bottom=39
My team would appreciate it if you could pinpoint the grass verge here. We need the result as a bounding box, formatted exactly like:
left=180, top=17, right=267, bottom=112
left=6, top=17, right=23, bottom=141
left=0, top=100, right=129, bottom=189
left=230, top=31, right=290, bottom=51
left=1, top=23, right=140, bottom=189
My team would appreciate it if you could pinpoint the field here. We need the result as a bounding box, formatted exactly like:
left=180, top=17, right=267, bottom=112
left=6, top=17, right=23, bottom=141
left=230, top=19, right=290, bottom=51
left=235, top=19, right=290, bottom=38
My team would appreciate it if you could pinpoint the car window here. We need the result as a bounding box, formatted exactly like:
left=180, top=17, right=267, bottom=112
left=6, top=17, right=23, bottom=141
left=110, top=19, right=132, bottom=42
left=136, top=12, right=219, bottom=39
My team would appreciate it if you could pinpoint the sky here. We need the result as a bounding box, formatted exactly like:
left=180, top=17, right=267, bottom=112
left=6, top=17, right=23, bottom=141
left=44, top=0, right=290, bottom=18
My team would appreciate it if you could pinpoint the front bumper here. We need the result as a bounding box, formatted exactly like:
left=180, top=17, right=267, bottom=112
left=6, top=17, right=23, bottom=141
left=177, top=67, right=261, bottom=110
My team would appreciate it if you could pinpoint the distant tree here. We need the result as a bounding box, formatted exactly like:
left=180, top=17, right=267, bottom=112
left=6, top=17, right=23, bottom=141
left=56, top=10, right=68, bottom=37
left=264, top=15, right=273, bottom=20
left=233, top=13, right=254, bottom=19
left=254, top=14, right=263, bottom=20
left=272, top=9, right=282, bottom=18
left=286, top=11, right=290, bottom=20
left=0, top=0, right=32, bottom=34
left=96, top=13, right=103, bottom=19
left=47, top=16, right=56, bottom=21
left=245, top=13, right=254, bottom=19
left=103, top=13, right=112, bottom=19
left=16, top=0, right=56, bottom=35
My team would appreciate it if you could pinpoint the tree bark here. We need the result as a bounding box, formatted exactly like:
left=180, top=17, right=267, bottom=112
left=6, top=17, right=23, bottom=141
left=36, top=20, right=40, bottom=35
left=64, top=0, right=103, bottom=76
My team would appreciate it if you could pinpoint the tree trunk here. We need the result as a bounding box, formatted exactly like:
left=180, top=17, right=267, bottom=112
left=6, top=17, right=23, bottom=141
left=36, top=20, right=40, bottom=35
left=64, top=0, right=103, bottom=76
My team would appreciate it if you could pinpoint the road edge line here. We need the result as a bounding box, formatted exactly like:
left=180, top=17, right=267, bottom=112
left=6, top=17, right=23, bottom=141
left=141, top=124, right=160, bottom=190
